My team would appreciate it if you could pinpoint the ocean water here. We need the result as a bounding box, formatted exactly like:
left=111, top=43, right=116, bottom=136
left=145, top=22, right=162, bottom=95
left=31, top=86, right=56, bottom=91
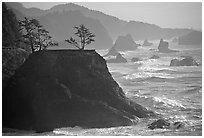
left=3, top=41, right=202, bottom=136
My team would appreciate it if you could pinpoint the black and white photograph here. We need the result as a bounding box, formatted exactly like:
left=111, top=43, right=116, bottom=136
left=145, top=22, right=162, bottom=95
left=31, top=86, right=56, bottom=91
left=2, top=0, right=202, bottom=136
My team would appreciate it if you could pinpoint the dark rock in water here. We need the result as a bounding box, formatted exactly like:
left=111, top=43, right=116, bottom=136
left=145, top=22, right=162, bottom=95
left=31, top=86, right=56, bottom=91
left=104, top=34, right=139, bottom=57
left=107, top=53, right=127, bottom=63
left=170, top=56, right=199, bottom=66
left=178, top=31, right=202, bottom=45
left=142, top=40, right=153, bottom=46
left=171, top=121, right=184, bottom=129
left=158, top=38, right=178, bottom=53
left=149, top=48, right=156, bottom=51
left=131, top=57, right=141, bottom=62
left=148, top=119, right=170, bottom=130
left=148, top=119, right=184, bottom=130
left=3, top=50, right=155, bottom=132
left=114, top=34, right=139, bottom=51
left=104, top=45, right=119, bottom=57
left=149, top=55, right=160, bottom=59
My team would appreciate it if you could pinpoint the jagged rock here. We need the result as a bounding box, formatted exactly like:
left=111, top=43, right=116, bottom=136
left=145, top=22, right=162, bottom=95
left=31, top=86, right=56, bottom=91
left=107, top=53, right=127, bottom=63
left=3, top=50, right=155, bottom=132
left=178, top=31, right=202, bottom=45
left=113, top=34, right=139, bottom=51
left=142, top=40, right=153, bottom=46
left=170, top=56, right=199, bottom=66
left=131, top=57, right=141, bottom=62
left=148, top=119, right=170, bottom=130
left=158, top=38, right=178, bottom=53
left=149, top=55, right=160, bottom=59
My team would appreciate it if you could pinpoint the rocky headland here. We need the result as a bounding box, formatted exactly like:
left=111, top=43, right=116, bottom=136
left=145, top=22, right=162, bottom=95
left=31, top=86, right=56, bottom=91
left=3, top=50, right=155, bottom=132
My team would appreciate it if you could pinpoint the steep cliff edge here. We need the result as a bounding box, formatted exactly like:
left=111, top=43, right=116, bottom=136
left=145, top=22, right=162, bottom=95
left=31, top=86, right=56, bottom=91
left=3, top=50, right=155, bottom=132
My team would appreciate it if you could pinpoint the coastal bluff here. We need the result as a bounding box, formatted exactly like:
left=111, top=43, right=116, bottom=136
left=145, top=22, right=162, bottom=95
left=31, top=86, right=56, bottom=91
left=3, top=50, right=155, bottom=132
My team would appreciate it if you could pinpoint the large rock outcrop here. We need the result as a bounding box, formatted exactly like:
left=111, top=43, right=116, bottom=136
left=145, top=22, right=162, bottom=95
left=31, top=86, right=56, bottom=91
left=3, top=50, right=155, bottom=132
left=158, top=39, right=178, bottom=53
left=178, top=31, right=202, bottom=45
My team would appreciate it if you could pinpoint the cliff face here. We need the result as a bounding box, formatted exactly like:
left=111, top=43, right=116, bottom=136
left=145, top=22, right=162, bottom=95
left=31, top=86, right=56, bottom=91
left=3, top=50, right=155, bottom=132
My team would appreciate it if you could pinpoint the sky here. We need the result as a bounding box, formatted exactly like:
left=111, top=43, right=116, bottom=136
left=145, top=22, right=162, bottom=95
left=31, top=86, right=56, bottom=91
left=21, top=2, right=202, bottom=30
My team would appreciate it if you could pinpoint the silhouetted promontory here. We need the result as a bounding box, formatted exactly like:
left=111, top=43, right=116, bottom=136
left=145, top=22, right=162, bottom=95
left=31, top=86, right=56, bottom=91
left=3, top=50, right=155, bottom=132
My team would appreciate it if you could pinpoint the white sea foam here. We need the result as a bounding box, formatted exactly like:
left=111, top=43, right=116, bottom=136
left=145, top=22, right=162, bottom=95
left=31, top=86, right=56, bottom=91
left=123, top=72, right=174, bottom=80
left=153, top=97, right=185, bottom=108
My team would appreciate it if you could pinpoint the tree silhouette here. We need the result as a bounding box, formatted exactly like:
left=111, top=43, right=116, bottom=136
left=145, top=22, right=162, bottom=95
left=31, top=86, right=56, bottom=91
left=65, top=24, right=95, bottom=50
left=19, top=17, right=57, bottom=53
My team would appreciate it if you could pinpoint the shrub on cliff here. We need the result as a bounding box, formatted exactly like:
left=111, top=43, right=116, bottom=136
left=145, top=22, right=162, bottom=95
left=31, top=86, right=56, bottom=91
left=65, top=24, right=95, bottom=50
left=19, top=17, right=58, bottom=53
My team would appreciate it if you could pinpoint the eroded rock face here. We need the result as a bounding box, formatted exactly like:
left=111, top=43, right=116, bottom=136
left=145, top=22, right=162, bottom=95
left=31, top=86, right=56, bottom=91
left=170, top=56, right=199, bottom=66
left=2, top=48, right=29, bottom=88
left=3, top=50, right=155, bottom=132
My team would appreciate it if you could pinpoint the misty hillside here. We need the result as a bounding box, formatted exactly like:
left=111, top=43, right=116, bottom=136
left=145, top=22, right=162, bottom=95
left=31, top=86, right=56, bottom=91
left=6, top=2, right=44, bottom=17
left=37, top=10, right=113, bottom=49
left=6, top=2, right=198, bottom=50
left=178, top=30, right=202, bottom=45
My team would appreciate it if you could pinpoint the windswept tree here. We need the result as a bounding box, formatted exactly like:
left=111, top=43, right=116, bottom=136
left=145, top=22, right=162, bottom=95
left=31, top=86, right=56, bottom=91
left=65, top=24, right=95, bottom=50
left=19, top=17, right=57, bottom=53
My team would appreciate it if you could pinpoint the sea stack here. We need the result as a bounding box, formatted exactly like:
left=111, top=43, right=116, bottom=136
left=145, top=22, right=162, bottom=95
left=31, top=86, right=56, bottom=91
left=158, top=38, right=178, bottom=53
left=113, top=34, right=139, bottom=51
left=3, top=50, right=155, bottom=132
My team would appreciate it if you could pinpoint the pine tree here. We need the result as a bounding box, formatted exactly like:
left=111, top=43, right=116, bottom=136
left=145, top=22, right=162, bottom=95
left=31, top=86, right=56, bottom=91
left=19, top=17, right=57, bottom=53
left=65, top=24, right=95, bottom=50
